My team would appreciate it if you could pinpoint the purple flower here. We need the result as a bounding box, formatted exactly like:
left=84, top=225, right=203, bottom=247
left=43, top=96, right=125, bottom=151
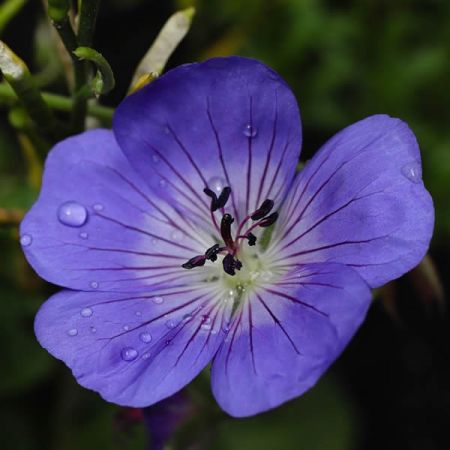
left=21, top=57, right=434, bottom=417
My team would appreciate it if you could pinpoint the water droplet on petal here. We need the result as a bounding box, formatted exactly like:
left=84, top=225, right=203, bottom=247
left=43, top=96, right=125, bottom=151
left=58, top=201, right=88, bottom=227
left=142, top=352, right=151, bottom=360
left=67, top=328, right=78, bottom=336
left=135, top=311, right=142, bottom=317
left=139, top=332, right=152, bottom=343
left=152, top=153, right=160, bottom=163
left=171, top=230, right=183, bottom=241
left=401, top=162, right=422, bottom=184
left=166, top=319, right=176, bottom=329
left=80, top=307, right=93, bottom=317
left=79, top=231, right=88, bottom=239
left=208, top=176, right=226, bottom=195
left=121, top=347, right=138, bottom=361
left=90, top=326, right=97, bottom=333
left=159, top=179, right=167, bottom=188
left=123, top=325, right=130, bottom=331
left=20, top=234, right=32, bottom=247
left=201, top=322, right=212, bottom=331
left=201, top=315, right=211, bottom=325
left=90, top=281, right=99, bottom=289
left=182, top=314, right=193, bottom=323
left=93, top=203, right=104, bottom=212
left=243, top=124, right=257, bottom=138
left=152, top=296, right=164, bottom=304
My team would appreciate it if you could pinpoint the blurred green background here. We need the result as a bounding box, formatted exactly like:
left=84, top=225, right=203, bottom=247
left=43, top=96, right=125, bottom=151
left=0, top=0, right=449, bottom=449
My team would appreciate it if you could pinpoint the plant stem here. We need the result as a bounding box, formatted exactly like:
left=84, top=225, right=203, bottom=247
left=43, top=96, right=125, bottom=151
left=0, top=83, right=113, bottom=123
left=77, top=0, right=101, bottom=47
left=0, top=0, right=27, bottom=34
left=0, top=41, right=57, bottom=137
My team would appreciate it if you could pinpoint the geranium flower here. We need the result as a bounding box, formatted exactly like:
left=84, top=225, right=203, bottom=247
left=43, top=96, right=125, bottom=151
left=20, top=57, right=433, bottom=417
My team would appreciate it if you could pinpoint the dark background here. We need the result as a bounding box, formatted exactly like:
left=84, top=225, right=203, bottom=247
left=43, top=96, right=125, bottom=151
left=0, top=0, right=449, bottom=449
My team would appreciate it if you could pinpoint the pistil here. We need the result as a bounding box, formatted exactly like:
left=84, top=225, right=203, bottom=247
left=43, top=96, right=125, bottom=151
left=181, top=185, right=279, bottom=275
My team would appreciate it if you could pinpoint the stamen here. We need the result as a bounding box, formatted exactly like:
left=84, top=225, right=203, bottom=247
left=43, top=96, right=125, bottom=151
left=203, top=188, right=218, bottom=212
left=205, top=244, right=221, bottom=262
left=182, top=255, right=206, bottom=269
left=247, top=232, right=257, bottom=246
left=220, top=213, right=235, bottom=249
left=222, top=253, right=242, bottom=276
left=258, top=211, right=279, bottom=227
left=251, top=199, right=274, bottom=220
left=216, top=186, right=231, bottom=210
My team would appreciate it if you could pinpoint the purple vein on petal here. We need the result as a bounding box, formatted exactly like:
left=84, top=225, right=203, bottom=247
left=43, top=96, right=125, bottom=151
left=256, top=292, right=301, bottom=355
left=166, top=123, right=209, bottom=186
left=278, top=190, right=386, bottom=252
left=106, top=167, right=208, bottom=246
left=94, top=213, right=198, bottom=252
left=245, top=96, right=254, bottom=214
left=255, top=91, right=278, bottom=207
left=263, top=287, right=328, bottom=317
left=206, top=97, right=240, bottom=222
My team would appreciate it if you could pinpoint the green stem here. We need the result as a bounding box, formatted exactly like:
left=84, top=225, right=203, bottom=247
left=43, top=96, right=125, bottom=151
left=48, top=2, right=88, bottom=132
left=77, top=0, right=101, bottom=47
left=0, top=41, right=57, bottom=137
left=0, top=83, right=113, bottom=123
left=0, top=0, right=27, bottom=34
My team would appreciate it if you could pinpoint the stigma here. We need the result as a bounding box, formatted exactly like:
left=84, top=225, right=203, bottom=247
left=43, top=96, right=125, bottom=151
left=181, top=185, right=278, bottom=276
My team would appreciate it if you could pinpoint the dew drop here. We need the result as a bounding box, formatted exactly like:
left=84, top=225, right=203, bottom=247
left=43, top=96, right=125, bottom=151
left=142, top=352, right=151, bottom=360
left=201, top=315, right=211, bottom=325
left=135, top=311, right=142, bottom=317
left=57, top=201, right=88, bottom=227
left=90, top=281, right=99, bottom=289
left=243, top=124, right=257, bottom=138
left=165, top=319, right=177, bottom=329
left=79, top=231, right=89, bottom=239
left=159, top=178, right=167, bottom=188
left=152, top=296, right=164, bottom=304
left=401, top=162, right=422, bottom=184
left=222, top=323, right=231, bottom=333
left=90, top=326, right=97, bottom=334
left=20, top=234, right=32, bottom=247
left=208, top=176, right=226, bottom=195
left=80, top=307, right=93, bottom=318
left=121, top=347, right=138, bottom=361
left=201, top=322, right=212, bottom=331
left=123, top=325, right=130, bottom=331
left=171, top=230, right=183, bottom=241
left=152, top=153, right=160, bottom=163
left=182, top=314, right=193, bottom=323
left=139, top=332, right=152, bottom=343
left=93, top=203, right=104, bottom=212
left=67, top=328, right=78, bottom=336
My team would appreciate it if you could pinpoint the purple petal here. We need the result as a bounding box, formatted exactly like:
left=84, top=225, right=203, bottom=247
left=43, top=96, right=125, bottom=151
left=113, top=57, right=301, bottom=223
left=271, top=115, right=434, bottom=288
left=35, top=285, right=230, bottom=407
left=211, top=263, right=371, bottom=417
left=20, top=129, right=214, bottom=291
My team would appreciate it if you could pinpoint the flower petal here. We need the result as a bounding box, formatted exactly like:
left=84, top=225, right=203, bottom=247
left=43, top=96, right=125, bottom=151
left=20, top=129, right=214, bottom=291
left=35, top=285, right=230, bottom=407
left=270, top=115, right=434, bottom=288
left=210, top=263, right=371, bottom=417
left=113, top=56, right=301, bottom=223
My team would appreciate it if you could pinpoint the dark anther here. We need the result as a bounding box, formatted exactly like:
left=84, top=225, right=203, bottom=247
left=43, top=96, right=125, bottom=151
left=259, top=211, right=279, bottom=228
left=205, top=244, right=221, bottom=262
left=220, top=213, right=235, bottom=248
left=247, top=232, right=257, bottom=246
left=250, top=199, right=274, bottom=220
left=222, top=253, right=241, bottom=276
left=203, top=188, right=218, bottom=212
left=216, top=186, right=231, bottom=210
left=182, top=255, right=206, bottom=269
